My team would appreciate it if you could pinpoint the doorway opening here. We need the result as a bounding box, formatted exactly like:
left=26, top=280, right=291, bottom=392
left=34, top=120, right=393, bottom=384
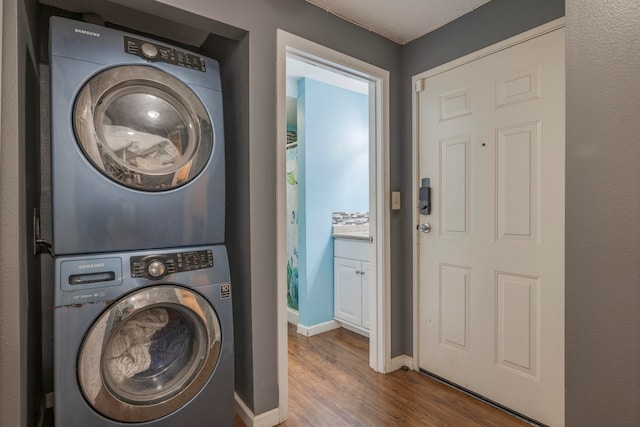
left=276, top=30, right=390, bottom=422
left=284, top=54, right=370, bottom=335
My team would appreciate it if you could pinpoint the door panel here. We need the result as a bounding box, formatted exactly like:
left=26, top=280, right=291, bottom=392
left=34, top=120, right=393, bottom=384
left=496, top=272, right=539, bottom=377
left=439, top=264, right=471, bottom=352
left=440, top=135, right=471, bottom=237
left=497, top=122, right=540, bottom=242
left=417, top=27, right=565, bottom=426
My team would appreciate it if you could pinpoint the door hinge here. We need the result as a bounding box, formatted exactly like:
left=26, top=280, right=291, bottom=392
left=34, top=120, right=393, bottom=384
left=415, top=79, right=424, bottom=93
left=33, top=208, right=53, bottom=256
left=45, top=392, right=54, bottom=409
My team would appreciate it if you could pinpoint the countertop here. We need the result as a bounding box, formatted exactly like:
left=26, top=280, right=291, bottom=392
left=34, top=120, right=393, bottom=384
left=332, top=232, right=370, bottom=241
left=332, top=224, right=370, bottom=241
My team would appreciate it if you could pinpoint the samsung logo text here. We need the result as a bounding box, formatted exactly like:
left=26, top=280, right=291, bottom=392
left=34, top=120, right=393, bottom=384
left=78, top=263, right=105, bottom=269
left=75, top=28, right=100, bottom=37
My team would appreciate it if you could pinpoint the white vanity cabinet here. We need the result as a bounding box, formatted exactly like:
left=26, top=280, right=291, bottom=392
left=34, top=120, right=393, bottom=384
left=333, top=238, right=370, bottom=336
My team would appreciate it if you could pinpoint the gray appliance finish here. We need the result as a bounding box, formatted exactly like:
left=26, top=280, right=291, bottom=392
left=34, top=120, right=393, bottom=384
left=53, top=245, right=234, bottom=426
left=50, top=16, right=226, bottom=255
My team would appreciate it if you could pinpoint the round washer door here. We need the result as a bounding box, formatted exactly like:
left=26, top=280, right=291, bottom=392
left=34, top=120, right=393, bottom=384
left=78, top=285, right=222, bottom=422
left=74, top=65, right=213, bottom=191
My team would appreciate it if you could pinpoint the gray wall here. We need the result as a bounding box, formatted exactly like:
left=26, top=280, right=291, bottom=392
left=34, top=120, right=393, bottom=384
left=565, top=0, right=640, bottom=425
left=0, top=2, right=24, bottom=425
left=0, top=0, right=43, bottom=426
left=401, top=0, right=566, bottom=356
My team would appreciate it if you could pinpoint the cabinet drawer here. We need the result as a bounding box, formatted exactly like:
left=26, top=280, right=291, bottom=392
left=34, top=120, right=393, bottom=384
left=334, top=238, right=371, bottom=261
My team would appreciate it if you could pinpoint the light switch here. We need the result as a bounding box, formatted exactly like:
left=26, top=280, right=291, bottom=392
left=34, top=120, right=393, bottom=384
left=392, top=192, right=401, bottom=210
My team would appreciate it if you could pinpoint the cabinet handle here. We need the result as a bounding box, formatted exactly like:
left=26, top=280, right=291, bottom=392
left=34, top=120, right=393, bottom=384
left=356, top=270, right=361, bottom=275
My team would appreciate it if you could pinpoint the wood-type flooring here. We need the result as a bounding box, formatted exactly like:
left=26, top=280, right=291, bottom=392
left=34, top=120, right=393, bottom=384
left=234, top=324, right=530, bottom=426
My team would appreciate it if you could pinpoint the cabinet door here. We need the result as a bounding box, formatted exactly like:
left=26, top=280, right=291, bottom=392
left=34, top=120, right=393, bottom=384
left=361, top=261, right=371, bottom=330
left=334, top=257, right=362, bottom=326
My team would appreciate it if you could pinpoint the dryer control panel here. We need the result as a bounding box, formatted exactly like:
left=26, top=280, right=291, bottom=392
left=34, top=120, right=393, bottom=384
left=131, top=249, right=213, bottom=279
left=124, top=36, right=206, bottom=72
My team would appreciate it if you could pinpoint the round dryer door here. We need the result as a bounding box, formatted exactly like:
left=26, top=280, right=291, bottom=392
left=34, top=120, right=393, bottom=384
left=77, top=285, right=222, bottom=422
left=74, top=65, right=213, bottom=191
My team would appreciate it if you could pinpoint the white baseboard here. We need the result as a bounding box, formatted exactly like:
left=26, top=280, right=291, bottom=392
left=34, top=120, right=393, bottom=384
left=337, top=320, right=370, bottom=338
left=234, top=393, right=281, bottom=427
left=296, top=319, right=341, bottom=337
left=287, top=307, right=299, bottom=325
left=389, top=354, right=413, bottom=372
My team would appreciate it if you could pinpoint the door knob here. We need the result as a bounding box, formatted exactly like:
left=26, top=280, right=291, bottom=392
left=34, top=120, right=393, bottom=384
left=416, top=223, right=431, bottom=233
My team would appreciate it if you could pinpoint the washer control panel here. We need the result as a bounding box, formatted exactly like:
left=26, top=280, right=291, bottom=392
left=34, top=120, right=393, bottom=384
left=131, top=249, right=214, bottom=279
left=124, top=36, right=206, bottom=72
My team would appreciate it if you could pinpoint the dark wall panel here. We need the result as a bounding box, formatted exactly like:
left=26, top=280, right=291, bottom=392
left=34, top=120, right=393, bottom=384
left=202, top=32, right=255, bottom=409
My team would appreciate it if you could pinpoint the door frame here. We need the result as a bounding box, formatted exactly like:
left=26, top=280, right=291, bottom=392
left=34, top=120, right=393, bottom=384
left=276, top=29, right=391, bottom=423
left=411, top=17, right=566, bottom=369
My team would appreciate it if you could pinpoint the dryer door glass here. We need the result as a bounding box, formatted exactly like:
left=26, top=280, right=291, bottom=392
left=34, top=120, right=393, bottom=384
left=74, top=65, right=213, bottom=191
left=77, top=285, right=222, bottom=423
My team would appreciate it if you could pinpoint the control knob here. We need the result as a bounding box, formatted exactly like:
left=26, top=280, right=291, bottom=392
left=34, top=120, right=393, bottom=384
left=147, top=260, right=166, bottom=278
left=140, top=42, right=159, bottom=60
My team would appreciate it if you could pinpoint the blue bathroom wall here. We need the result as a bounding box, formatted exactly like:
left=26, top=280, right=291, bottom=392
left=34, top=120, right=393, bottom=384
left=297, top=77, right=369, bottom=328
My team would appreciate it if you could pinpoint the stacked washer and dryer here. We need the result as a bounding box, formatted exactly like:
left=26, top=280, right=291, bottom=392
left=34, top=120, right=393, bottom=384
left=50, top=17, right=233, bottom=426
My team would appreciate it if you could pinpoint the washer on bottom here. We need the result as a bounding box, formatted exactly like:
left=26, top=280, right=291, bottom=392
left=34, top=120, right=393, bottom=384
left=53, top=245, right=233, bottom=426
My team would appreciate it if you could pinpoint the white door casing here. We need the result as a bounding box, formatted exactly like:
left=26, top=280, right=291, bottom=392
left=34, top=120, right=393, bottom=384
left=276, top=29, right=391, bottom=424
left=413, top=21, right=565, bottom=426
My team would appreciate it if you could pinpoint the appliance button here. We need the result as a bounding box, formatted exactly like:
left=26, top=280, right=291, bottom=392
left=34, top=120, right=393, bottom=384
left=140, top=43, right=159, bottom=60
left=147, top=260, right=166, bottom=278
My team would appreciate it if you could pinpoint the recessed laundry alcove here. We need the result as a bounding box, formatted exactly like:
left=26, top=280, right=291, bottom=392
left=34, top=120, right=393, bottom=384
left=36, top=0, right=251, bottom=422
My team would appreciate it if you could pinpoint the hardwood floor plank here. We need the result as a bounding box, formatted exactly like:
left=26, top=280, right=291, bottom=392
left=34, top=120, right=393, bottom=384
left=234, top=325, right=530, bottom=427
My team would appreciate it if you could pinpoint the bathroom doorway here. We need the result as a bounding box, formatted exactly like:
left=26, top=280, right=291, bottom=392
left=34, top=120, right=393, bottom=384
left=284, top=54, right=370, bottom=335
left=276, top=30, right=391, bottom=422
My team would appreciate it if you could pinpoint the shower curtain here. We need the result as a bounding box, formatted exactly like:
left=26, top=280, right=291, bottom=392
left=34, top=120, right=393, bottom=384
left=286, top=140, right=299, bottom=311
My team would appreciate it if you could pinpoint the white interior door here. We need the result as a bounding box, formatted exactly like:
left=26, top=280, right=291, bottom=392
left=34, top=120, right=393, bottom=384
left=416, top=27, right=565, bottom=426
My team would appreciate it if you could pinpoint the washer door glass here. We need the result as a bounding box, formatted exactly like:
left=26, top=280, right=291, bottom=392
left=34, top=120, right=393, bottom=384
left=78, top=286, right=222, bottom=422
left=74, top=66, right=213, bottom=191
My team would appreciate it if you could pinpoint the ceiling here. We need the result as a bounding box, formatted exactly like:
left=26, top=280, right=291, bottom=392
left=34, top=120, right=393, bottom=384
left=304, top=0, right=493, bottom=45
left=43, top=0, right=493, bottom=47
left=287, top=1, right=496, bottom=97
